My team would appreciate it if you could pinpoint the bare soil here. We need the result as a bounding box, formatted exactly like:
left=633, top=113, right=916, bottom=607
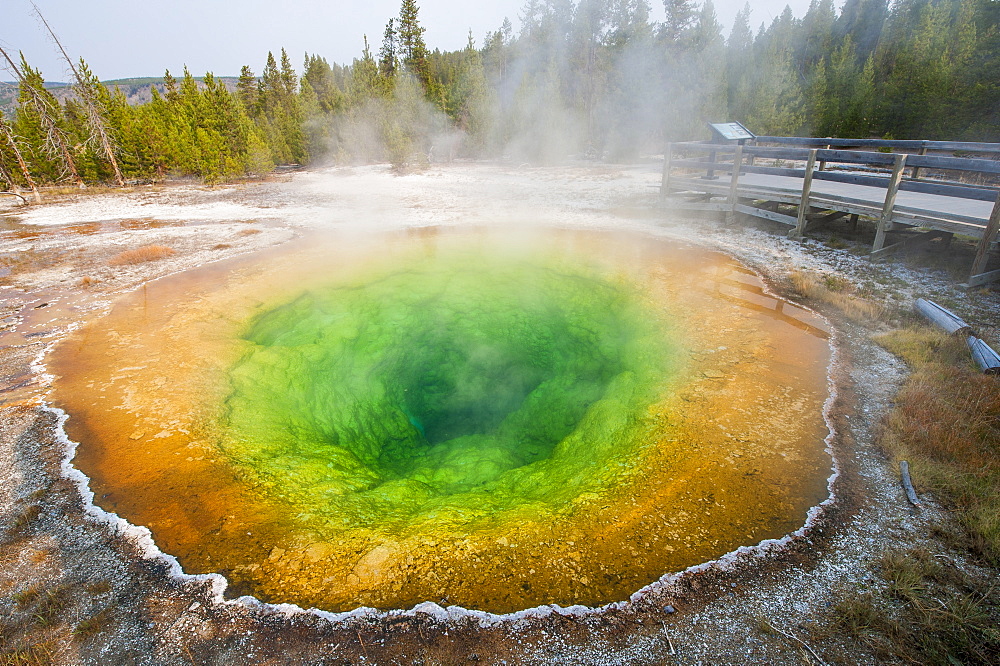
left=1, top=163, right=998, bottom=665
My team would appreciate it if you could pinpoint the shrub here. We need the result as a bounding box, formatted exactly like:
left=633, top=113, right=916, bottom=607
left=108, top=245, right=176, bottom=266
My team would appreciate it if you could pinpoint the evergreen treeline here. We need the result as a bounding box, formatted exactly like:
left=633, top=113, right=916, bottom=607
left=2, top=0, right=999, bottom=190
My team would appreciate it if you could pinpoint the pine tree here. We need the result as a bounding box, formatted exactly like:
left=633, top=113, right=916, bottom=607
left=799, top=0, right=836, bottom=66
left=256, top=50, right=307, bottom=164
left=607, top=0, right=653, bottom=49
left=571, top=0, right=610, bottom=148
left=32, top=6, right=125, bottom=186
left=303, top=54, right=345, bottom=113
left=0, top=49, right=84, bottom=187
left=379, top=19, right=399, bottom=79
left=452, top=32, right=496, bottom=156
left=280, top=48, right=298, bottom=98
left=397, top=0, right=432, bottom=91
left=726, top=4, right=755, bottom=123
left=0, top=114, right=42, bottom=201
left=835, top=0, right=889, bottom=64
left=237, top=65, right=259, bottom=114
left=661, top=0, right=698, bottom=45
left=163, top=69, right=180, bottom=102
left=348, top=36, right=384, bottom=104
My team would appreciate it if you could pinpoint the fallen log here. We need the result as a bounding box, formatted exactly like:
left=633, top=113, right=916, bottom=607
left=0, top=191, right=28, bottom=204
left=900, top=461, right=921, bottom=507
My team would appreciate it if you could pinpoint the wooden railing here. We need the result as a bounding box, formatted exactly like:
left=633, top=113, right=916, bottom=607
left=661, top=138, right=1000, bottom=286
left=753, top=136, right=1000, bottom=198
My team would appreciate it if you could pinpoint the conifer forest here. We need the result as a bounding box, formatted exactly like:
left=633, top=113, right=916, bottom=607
left=2, top=0, right=999, bottom=188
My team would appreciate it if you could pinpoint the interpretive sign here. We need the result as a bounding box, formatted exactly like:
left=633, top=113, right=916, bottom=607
left=709, top=122, right=755, bottom=142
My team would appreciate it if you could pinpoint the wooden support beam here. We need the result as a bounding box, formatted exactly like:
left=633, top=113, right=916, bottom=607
left=966, top=268, right=1000, bottom=289
left=668, top=201, right=732, bottom=212
left=970, top=191, right=1000, bottom=279
left=806, top=210, right=848, bottom=224
left=725, top=144, right=744, bottom=225
left=734, top=204, right=798, bottom=227
left=849, top=213, right=860, bottom=231
left=791, top=149, right=818, bottom=239
left=660, top=142, right=672, bottom=202
left=870, top=229, right=950, bottom=260
left=872, top=154, right=908, bottom=253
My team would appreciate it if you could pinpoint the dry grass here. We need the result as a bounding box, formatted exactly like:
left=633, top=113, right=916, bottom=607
left=789, top=270, right=886, bottom=322
left=0, top=251, right=64, bottom=279
left=0, top=644, right=53, bottom=666
left=12, top=586, right=41, bottom=609
left=10, top=505, right=41, bottom=533
left=831, top=548, right=1000, bottom=664
left=842, top=326, right=1000, bottom=664
left=73, top=606, right=113, bottom=639
left=108, top=245, right=176, bottom=266
left=239, top=228, right=262, bottom=236
left=78, top=276, right=98, bottom=287
left=876, top=327, right=1000, bottom=564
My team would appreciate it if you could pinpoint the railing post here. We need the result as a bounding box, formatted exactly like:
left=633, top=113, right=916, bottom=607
left=911, top=142, right=928, bottom=180
left=872, top=154, right=908, bottom=254
left=970, top=190, right=1000, bottom=279
left=660, top=142, right=672, bottom=203
left=725, top=144, right=744, bottom=225
left=704, top=148, right=718, bottom=180
left=791, top=149, right=819, bottom=239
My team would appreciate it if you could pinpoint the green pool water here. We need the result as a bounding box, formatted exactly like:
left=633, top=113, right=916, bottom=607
left=219, top=252, right=678, bottom=530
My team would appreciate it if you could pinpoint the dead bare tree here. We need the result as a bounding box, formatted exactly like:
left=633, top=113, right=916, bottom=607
left=0, top=115, right=42, bottom=202
left=0, top=45, right=85, bottom=189
left=31, top=2, right=125, bottom=187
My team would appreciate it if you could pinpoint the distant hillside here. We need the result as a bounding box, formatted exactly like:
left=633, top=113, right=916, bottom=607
left=1, top=77, right=240, bottom=118
left=0, top=81, right=16, bottom=116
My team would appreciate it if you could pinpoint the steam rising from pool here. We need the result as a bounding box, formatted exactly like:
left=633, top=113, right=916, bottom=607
left=52, top=227, right=832, bottom=613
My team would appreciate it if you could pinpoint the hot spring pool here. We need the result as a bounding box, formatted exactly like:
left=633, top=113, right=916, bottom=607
left=52, top=226, right=832, bottom=613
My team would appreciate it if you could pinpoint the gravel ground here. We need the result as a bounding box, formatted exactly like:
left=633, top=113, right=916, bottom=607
left=1, top=162, right=998, bottom=665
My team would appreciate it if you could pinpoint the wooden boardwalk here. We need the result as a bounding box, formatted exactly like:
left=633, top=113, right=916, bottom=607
left=661, top=137, right=1000, bottom=287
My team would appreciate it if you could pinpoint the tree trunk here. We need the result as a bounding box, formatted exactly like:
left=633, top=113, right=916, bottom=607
left=0, top=119, right=42, bottom=203
left=33, top=3, right=125, bottom=187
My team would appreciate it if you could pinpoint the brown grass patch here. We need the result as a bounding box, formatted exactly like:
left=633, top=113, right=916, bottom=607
left=0, top=643, right=53, bottom=666
left=831, top=548, right=1000, bottom=664
left=239, top=228, right=262, bottom=236
left=73, top=606, right=113, bottom=639
left=789, top=270, right=885, bottom=322
left=108, top=245, right=176, bottom=266
left=10, top=505, right=41, bottom=532
left=876, top=327, right=1000, bottom=563
left=856, top=326, right=1000, bottom=662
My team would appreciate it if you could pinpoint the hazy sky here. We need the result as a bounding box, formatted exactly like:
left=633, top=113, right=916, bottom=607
left=3, top=0, right=814, bottom=81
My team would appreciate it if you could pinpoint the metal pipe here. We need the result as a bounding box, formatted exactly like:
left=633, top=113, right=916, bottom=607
left=967, top=336, right=1000, bottom=375
left=914, top=298, right=973, bottom=336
